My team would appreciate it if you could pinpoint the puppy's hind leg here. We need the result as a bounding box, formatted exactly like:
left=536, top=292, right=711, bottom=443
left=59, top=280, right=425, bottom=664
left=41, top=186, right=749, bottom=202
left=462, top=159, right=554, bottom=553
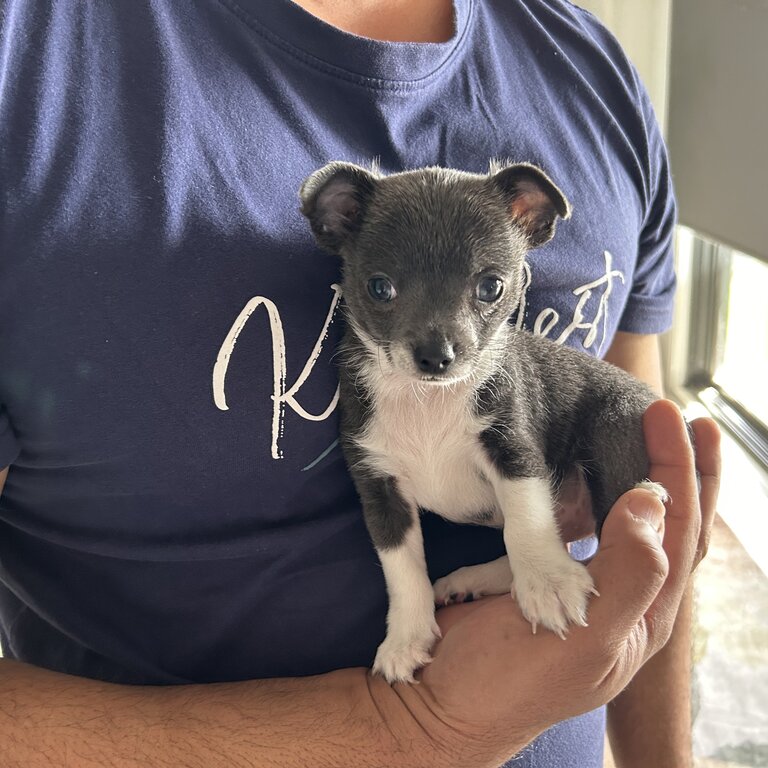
left=634, top=479, right=669, bottom=502
left=433, top=556, right=512, bottom=605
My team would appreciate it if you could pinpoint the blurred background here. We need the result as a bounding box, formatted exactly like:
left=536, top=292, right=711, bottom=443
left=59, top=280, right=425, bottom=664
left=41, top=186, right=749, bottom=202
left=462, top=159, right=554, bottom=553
left=579, top=2, right=768, bottom=766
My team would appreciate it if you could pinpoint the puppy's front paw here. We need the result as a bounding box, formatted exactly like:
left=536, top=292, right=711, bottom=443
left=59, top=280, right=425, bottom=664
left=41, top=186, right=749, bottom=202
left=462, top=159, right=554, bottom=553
left=512, top=556, right=597, bottom=638
left=372, top=622, right=441, bottom=684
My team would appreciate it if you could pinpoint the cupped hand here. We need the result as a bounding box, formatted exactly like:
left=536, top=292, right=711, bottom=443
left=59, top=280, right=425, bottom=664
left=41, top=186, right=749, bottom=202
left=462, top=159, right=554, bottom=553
left=403, top=400, right=720, bottom=768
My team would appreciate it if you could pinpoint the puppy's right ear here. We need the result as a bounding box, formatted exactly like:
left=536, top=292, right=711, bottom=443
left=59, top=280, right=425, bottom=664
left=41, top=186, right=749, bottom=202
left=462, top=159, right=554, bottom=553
left=489, top=163, right=571, bottom=248
left=299, top=162, right=378, bottom=253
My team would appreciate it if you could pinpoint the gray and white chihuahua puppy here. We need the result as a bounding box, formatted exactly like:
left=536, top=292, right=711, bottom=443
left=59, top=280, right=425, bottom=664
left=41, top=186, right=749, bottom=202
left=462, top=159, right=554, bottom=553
left=299, top=161, right=666, bottom=683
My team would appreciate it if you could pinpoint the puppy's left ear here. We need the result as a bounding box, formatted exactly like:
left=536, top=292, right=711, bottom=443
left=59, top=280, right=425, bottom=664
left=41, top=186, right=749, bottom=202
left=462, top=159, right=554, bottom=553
left=489, top=163, right=572, bottom=247
left=299, top=162, right=378, bottom=254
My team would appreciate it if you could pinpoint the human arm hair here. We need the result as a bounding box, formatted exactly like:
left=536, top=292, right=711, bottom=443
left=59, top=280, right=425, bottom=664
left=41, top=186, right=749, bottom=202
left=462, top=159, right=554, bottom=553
left=0, top=658, right=463, bottom=768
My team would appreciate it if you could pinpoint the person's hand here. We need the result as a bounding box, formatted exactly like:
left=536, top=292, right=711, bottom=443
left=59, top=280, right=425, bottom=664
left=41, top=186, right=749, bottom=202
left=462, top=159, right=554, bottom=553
left=394, top=400, right=720, bottom=768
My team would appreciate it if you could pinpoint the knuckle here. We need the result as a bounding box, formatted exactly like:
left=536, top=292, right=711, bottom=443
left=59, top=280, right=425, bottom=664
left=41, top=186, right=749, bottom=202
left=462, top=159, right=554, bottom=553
left=587, top=630, right=644, bottom=700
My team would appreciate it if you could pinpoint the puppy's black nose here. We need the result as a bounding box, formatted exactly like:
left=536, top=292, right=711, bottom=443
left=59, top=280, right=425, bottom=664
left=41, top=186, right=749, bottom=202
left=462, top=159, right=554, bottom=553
left=414, top=342, right=455, bottom=374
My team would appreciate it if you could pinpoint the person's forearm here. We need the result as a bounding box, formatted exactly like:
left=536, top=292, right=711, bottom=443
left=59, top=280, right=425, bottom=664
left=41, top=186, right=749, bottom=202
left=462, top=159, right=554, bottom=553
left=0, top=658, right=451, bottom=768
left=604, top=334, right=694, bottom=765
left=607, top=583, right=694, bottom=768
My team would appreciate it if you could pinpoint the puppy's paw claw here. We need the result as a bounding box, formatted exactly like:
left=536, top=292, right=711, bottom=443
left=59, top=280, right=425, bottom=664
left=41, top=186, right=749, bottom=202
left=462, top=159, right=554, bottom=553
left=434, top=573, right=481, bottom=606
left=512, top=558, right=596, bottom=638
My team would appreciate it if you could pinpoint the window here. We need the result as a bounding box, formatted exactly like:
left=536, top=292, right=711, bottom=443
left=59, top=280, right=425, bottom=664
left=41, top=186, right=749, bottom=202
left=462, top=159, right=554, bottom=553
left=668, top=227, right=768, bottom=469
left=711, top=250, right=768, bottom=433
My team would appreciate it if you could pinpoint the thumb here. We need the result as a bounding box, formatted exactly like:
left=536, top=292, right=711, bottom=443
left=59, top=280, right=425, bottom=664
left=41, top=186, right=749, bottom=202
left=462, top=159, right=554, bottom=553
left=585, top=488, right=669, bottom=641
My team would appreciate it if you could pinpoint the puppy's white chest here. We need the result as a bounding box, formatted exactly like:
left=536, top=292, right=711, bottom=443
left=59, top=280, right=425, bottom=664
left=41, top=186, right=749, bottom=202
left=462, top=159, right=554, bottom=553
left=356, top=383, right=498, bottom=523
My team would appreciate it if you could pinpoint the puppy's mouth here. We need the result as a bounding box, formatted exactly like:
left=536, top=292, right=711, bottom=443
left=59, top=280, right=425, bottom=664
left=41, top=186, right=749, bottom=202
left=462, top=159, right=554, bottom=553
left=416, top=372, right=472, bottom=386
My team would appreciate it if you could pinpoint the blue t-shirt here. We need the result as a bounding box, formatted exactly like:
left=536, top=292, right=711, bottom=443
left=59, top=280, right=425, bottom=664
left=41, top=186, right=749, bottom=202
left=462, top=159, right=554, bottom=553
left=0, top=1, right=675, bottom=765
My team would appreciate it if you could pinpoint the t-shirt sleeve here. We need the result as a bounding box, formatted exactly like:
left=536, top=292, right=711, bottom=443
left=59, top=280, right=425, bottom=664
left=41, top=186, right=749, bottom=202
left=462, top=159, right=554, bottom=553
left=0, top=405, right=20, bottom=469
left=618, top=85, right=678, bottom=335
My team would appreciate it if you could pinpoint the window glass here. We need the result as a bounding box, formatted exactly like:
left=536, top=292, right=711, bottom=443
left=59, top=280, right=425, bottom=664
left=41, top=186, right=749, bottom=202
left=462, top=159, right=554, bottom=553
left=713, top=250, right=768, bottom=431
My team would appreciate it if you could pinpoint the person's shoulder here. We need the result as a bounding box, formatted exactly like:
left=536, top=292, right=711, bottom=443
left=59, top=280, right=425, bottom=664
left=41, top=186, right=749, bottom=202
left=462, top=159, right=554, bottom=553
left=538, top=0, right=625, bottom=43
left=555, top=0, right=641, bottom=81
left=491, top=0, right=642, bottom=87
left=524, top=1, right=653, bottom=120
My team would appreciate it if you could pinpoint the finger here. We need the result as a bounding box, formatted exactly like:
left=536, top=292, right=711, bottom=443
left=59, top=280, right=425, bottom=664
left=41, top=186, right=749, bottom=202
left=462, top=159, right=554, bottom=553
left=643, top=399, right=698, bottom=479
left=642, top=400, right=701, bottom=652
left=689, top=416, right=721, bottom=567
left=585, top=488, right=669, bottom=642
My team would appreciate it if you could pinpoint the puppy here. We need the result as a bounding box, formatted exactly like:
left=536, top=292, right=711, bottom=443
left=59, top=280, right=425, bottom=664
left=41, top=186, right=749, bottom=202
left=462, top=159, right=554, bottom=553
left=299, top=161, right=666, bottom=683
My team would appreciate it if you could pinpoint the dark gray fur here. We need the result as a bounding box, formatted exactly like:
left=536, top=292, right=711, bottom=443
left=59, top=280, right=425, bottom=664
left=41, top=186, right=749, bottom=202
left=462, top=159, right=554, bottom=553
left=300, top=162, right=655, bottom=548
left=476, top=331, right=653, bottom=536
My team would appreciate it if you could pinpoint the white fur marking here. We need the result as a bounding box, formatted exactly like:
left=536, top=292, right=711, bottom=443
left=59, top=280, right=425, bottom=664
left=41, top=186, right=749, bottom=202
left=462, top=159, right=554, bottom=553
left=490, top=475, right=596, bottom=637
left=355, top=373, right=498, bottom=524
left=373, top=523, right=441, bottom=683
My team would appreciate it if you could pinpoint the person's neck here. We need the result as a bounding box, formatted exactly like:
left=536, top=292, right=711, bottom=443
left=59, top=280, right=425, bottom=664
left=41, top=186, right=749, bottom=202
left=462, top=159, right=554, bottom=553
left=290, top=0, right=455, bottom=43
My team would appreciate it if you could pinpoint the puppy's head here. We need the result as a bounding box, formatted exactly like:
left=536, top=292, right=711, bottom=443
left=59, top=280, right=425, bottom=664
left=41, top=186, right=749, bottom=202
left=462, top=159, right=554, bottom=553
left=300, top=162, right=570, bottom=384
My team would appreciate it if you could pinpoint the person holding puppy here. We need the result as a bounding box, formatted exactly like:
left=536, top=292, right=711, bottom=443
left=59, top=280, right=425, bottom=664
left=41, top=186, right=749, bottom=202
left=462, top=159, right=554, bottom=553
left=0, top=1, right=720, bottom=766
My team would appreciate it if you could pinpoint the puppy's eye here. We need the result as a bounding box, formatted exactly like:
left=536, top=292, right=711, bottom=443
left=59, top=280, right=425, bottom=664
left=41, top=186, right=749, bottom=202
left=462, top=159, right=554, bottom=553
left=367, top=276, right=397, bottom=303
left=476, top=276, right=504, bottom=303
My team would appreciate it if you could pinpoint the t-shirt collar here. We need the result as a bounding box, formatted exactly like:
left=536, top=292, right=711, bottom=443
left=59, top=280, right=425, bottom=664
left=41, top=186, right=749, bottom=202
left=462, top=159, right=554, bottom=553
left=230, top=0, right=474, bottom=87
